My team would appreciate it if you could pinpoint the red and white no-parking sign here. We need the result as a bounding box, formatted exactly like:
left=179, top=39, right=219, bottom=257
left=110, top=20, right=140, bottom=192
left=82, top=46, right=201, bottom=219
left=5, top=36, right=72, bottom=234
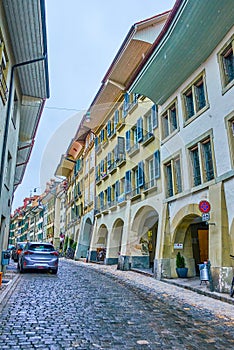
left=199, top=200, right=211, bottom=213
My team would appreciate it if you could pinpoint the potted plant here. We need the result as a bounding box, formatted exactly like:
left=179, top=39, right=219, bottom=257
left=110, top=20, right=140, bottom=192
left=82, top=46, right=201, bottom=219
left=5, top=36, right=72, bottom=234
left=176, top=252, right=188, bottom=278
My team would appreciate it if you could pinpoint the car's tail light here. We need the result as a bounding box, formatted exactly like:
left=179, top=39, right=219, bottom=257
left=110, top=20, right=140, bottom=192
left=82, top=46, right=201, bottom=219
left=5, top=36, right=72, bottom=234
left=23, top=251, right=33, bottom=255
left=50, top=251, right=59, bottom=256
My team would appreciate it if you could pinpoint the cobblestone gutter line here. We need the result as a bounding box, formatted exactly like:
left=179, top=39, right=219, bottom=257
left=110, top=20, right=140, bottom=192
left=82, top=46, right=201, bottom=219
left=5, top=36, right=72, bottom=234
left=0, top=273, right=21, bottom=309
left=68, top=259, right=234, bottom=321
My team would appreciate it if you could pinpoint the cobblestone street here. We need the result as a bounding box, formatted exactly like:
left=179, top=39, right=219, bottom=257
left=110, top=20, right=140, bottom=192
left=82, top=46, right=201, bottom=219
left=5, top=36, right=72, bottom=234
left=0, top=259, right=234, bottom=349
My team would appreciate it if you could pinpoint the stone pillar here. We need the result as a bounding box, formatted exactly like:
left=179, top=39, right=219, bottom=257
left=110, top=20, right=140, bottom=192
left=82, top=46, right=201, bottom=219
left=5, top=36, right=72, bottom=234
left=209, top=182, right=231, bottom=292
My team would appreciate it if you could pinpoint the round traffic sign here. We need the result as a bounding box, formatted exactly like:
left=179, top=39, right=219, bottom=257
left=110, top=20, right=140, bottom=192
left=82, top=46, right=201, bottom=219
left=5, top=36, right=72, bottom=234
left=199, top=200, right=211, bottom=213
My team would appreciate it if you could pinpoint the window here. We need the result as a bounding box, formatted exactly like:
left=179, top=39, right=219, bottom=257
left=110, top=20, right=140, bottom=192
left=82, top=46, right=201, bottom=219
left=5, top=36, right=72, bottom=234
left=161, top=101, right=178, bottom=140
left=143, top=109, right=155, bottom=144
left=125, top=170, right=131, bottom=194
left=145, top=151, right=160, bottom=190
left=182, top=73, right=208, bottom=122
left=11, top=92, right=18, bottom=128
left=189, top=137, right=214, bottom=187
left=218, top=36, right=234, bottom=92
left=5, top=151, right=12, bottom=188
left=164, top=155, right=182, bottom=197
left=0, top=32, right=9, bottom=104
left=226, top=115, right=234, bottom=167
left=137, top=117, right=143, bottom=142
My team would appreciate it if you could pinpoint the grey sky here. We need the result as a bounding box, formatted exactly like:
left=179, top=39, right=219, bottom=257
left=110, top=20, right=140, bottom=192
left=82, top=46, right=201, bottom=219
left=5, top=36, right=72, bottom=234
left=12, top=0, right=175, bottom=210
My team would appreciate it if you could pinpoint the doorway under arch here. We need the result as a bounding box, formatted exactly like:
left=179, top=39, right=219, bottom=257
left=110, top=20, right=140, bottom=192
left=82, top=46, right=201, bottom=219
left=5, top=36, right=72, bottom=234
left=96, top=224, right=108, bottom=262
left=173, top=214, right=209, bottom=276
left=106, top=218, right=124, bottom=265
left=131, top=206, right=159, bottom=269
left=76, top=218, right=92, bottom=259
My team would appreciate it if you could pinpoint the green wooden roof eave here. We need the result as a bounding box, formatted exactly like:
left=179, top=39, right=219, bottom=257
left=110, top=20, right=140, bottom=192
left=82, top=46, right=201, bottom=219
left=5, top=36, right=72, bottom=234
left=129, top=0, right=234, bottom=105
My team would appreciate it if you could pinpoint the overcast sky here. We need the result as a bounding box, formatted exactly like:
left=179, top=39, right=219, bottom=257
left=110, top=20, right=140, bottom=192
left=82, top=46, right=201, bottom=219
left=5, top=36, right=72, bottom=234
left=12, top=0, right=175, bottom=210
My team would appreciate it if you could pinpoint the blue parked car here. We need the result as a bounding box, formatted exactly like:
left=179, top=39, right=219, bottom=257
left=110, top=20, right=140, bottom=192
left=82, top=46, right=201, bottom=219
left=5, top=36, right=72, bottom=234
left=18, top=242, right=59, bottom=274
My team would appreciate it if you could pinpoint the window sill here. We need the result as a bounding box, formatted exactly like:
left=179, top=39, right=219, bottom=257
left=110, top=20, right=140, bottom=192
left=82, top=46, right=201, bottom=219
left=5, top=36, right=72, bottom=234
left=161, top=128, right=180, bottom=145
left=116, top=122, right=125, bottom=132
left=183, top=105, right=209, bottom=127
left=103, top=141, right=109, bottom=149
left=143, top=185, right=157, bottom=194
left=128, top=147, right=140, bottom=158
left=142, top=134, right=155, bottom=147
left=221, top=79, right=234, bottom=95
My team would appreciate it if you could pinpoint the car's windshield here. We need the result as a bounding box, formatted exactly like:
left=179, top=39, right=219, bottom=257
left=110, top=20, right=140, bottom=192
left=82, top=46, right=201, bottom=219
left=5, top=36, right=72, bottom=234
left=29, top=244, right=54, bottom=252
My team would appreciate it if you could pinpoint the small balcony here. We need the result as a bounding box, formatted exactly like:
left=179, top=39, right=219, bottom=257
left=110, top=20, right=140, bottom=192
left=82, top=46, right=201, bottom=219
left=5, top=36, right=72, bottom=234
left=142, top=132, right=155, bottom=147
left=128, top=143, right=139, bottom=157
left=108, top=162, right=117, bottom=174
left=116, top=154, right=126, bottom=167
left=143, top=178, right=157, bottom=194
left=130, top=187, right=141, bottom=201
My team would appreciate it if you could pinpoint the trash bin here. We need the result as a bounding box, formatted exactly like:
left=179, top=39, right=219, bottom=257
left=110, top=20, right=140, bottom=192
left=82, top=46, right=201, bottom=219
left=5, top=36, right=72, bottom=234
left=198, top=263, right=209, bottom=284
left=1, top=250, right=11, bottom=266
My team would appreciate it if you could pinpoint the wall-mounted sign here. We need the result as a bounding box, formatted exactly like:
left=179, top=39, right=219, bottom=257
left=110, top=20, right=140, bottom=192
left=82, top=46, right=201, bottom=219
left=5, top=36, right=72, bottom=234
left=202, top=213, right=210, bottom=221
left=174, top=243, right=183, bottom=249
left=199, top=200, right=211, bottom=213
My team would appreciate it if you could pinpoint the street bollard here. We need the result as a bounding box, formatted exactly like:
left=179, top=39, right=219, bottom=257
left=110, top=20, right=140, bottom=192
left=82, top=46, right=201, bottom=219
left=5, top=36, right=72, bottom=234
left=207, top=260, right=214, bottom=292
left=0, top=271, right=2, bottom=286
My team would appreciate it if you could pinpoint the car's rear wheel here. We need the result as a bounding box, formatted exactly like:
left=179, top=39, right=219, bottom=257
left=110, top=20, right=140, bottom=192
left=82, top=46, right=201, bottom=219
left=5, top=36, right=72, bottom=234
left=51, top=269, right=58, bottom=275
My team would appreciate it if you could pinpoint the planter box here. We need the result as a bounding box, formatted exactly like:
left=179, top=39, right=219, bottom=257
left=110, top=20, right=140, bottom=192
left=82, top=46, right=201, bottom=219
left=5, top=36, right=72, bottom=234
left=176, top=267, right=188, bottom=278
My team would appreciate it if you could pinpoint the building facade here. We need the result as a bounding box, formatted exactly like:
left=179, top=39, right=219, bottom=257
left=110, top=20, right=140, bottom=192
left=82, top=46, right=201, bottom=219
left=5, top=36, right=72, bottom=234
left=128, top=0, right=234, bottom=291
left=0, top=0, right=49, bottom=270
left=54, top=0, right=234, bottom=293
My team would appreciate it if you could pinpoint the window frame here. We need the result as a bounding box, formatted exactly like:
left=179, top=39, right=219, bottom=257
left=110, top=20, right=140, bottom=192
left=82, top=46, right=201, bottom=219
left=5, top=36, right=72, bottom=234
left=160, top=99, right=179, bottom=141
left=225, top=111, right=234, bottom=168
left=182, top=71, right=209, bottom=125
left=218, top=34, right=234, bottom=94
left=187, top=134, right=215, bottom=188
left=164, top=153, right=183, bottom=198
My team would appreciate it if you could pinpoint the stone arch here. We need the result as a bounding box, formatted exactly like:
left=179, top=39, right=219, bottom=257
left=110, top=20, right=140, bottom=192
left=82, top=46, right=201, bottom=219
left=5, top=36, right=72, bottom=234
left=130, top=205, right=159, bottom=269
left=76, top=217, right=92, bottom=259
left=171, top=204, right=209, bottom=276
left=171, top=204, right=201, bottom=245
left=106, top=218, right=124, bottom=264
left=96, top=224, right=108, bottom=262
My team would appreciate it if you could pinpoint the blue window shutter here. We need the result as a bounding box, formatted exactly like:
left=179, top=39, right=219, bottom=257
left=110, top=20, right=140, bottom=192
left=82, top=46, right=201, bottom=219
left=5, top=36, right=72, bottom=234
left=118, top=136, right=125, bottom=154
left=107, top=152, right=111, bottom=169
left=114, top=145, right=119, bottom=162
left=114, top=110, right=119, bottom=130
left=154, top=150, right=160, bottom=179
left=123, top=93, right=129, bottom=117
left=125, top=170, right=131, bottom=194
left=138, top=161, right=145, bottom=187
left=152, top=105, right=158, bottom=129
left=100, top=160, right=104, bottom=173
left=115, top=181, right=119, bottom=200
left=107, top=187, right=111, bottom=204
left=94, top=136, right=99, bottom=149
left=137, top=117, right=143, bottom=142
left=100, top=191, right=104, bottom=208
left=107, top=120, right=111, bottom=137
left=100, top=129, right=104, bottom=142
left=126, top=130, right=130, bottom=151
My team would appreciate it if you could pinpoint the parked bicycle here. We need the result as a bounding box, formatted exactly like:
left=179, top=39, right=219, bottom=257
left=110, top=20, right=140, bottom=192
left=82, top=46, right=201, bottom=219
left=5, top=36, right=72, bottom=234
left=230, top=255, right=234, bottom=298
